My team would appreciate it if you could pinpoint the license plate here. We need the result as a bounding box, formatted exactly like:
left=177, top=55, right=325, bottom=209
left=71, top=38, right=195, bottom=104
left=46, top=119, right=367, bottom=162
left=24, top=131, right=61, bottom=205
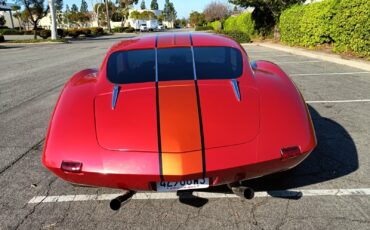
left=156, top=178, right=209, bottom=192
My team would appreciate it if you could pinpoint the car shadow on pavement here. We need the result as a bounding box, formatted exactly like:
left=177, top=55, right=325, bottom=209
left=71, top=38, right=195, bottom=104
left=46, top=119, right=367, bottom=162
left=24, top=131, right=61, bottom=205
left=181, top=105, right=358, bottom=207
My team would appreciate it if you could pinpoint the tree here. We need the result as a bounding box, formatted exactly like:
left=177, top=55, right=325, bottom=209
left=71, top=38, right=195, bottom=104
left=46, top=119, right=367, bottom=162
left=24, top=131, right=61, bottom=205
left=66, top=2, right=91, bottom=27
left=150, top=0, right=158, bottom=10
left=140, top=0, right=145, bottom=10
left=163, top=0, right=176, bottom=26
left=11, top=5, right=24, bottom=30
left=229, top=0, right=305, bottom=35
left=203, top=1, right=231, bottom=22
left=130, top=10, right=156, bottom=20
left=0, top=15, right=5, bottom=26
left=19, top=0, right=50, bottom=39
left=80, top=0, right=88, bottom=13
left=71, top=4, right=78, bottom=12
left=55, top=0, right=63, bottom=11
left=115, top=0, right=138, bottom=25
left=93, top=2, right=116, bottom=26
left=189, top=11, right=205, bottom=27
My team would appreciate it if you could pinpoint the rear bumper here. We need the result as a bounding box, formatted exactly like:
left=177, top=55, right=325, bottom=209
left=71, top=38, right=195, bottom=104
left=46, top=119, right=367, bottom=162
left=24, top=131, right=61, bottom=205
left=46, top=152, right=310, bottom=191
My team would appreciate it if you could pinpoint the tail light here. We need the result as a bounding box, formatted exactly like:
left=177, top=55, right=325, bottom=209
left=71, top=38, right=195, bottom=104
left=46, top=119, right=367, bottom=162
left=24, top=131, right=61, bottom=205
left=61, top=161, right=82, bottom=173
left=280, top=146, right=302, bottom=160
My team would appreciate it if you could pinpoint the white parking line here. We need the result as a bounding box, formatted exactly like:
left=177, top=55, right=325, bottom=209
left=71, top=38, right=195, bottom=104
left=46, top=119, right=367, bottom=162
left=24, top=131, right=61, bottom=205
left=307, top=99, right=370, bottom=104
left=290, top=72, right=370, bottom=76
left=28, top=188, right=370, bottom=204
left=275, top=60, right=322, bottom=64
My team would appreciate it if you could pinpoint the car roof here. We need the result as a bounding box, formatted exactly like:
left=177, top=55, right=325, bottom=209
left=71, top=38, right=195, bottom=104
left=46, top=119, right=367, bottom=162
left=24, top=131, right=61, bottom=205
left=108, top=33, right=241, bottom=53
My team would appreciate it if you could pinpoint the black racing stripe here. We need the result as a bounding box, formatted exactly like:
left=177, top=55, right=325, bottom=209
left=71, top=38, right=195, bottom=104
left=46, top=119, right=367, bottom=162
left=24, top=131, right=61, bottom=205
left=155, top=35, right=165, bottom=181
left=155, top=82, right=164, bottom=181
left=194, top=80, right=206, bottom=178
left=190, top=33, right=207, bottom=178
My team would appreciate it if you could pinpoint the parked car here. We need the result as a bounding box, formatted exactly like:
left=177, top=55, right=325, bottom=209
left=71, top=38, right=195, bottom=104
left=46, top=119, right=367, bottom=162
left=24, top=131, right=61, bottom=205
left=157, top=24, right=164, bottom=30
left=139, top=24, right=148, bottom=32
left=42, top=33, right=316, bottom=210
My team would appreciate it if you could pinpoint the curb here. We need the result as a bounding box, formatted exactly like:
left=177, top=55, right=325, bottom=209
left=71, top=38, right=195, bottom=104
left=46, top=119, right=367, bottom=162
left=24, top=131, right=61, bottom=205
left=241, top=42, right=370, bottom=72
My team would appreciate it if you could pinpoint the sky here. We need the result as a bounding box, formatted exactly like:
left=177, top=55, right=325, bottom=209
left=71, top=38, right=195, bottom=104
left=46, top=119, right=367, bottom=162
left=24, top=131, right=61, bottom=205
left=62, top=0, right=231, bottom=19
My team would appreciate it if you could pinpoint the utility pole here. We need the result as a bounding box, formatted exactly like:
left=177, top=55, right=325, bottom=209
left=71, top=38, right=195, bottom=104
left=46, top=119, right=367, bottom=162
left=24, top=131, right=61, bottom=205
left=48, top=0, right=57, bottom=39
left=104, top=0, right=111, bottom=33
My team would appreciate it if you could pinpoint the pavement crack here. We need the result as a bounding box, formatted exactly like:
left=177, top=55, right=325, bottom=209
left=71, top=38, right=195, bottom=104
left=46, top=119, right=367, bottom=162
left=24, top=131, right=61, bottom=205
left=13, top=177, right=57, bottom=230
left=275, top=200, right=290, bottom=230
left=0, top=139, right=45, bottom=175
left=250, top=197, right=268, bottom=230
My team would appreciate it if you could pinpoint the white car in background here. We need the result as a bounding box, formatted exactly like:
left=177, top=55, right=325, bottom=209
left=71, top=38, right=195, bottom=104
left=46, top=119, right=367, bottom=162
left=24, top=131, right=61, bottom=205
left=157, top=24, right=164, bottom=30
left=140, top=24, right=148, bottom=32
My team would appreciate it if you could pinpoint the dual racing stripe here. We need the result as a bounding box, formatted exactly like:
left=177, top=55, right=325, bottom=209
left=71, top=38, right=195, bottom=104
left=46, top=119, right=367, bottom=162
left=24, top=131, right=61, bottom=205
left=155, top=34, right=206, bottom=181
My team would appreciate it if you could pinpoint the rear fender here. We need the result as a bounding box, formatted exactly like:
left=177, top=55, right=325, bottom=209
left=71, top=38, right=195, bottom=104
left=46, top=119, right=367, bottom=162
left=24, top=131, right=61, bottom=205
left=253, top=61, right=316, bottom=162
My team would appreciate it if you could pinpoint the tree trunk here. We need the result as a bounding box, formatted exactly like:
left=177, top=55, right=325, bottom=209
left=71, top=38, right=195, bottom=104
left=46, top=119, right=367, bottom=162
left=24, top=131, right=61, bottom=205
left=33, top=24, right=37, bottom=39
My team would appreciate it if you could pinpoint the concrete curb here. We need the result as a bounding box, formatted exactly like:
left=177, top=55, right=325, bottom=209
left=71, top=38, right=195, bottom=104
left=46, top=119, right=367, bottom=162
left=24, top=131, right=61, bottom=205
left=241, top=42, right=370, bottom=72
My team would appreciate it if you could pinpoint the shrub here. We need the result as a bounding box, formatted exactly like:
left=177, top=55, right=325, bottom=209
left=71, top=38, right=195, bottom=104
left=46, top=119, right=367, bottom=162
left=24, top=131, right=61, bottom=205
left=0, top=35, right=4, bottom=43
left=222, top=30, right=251, bottom=43
left=23, top=30, right=34, bottom=35
left=195, top=26, right=213, bottom=31
left=90, top=27, right=104, bottom=36
left=113, top=27, right=126, bottom=33
left=38, top=30, right=51, bottom=39
left=68, top=29, right=81, bottom=38
left=208, top=20, right=222, bottom=31
left=57, top=28, right=66, bottom=38
left=223, top=16, right=237, bottom=32
left=223, top=12, right=254, bottom=37
left=80, top=28, right=91, bottom=36
left=299, top=0, right=336, bottom=47
left=0, top=28, right=23, bottom=35
left=124, top=27, right=135, bottom=33
left=279, top=0, right=369, bottom=57
left=279, top=4, right=306, bottom=46
left=331, top=0, right=370, bottom=57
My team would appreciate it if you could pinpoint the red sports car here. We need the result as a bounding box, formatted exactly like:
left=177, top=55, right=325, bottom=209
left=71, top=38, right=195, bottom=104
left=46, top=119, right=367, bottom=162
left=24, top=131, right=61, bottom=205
left=42, top=33, right=316, bottom=205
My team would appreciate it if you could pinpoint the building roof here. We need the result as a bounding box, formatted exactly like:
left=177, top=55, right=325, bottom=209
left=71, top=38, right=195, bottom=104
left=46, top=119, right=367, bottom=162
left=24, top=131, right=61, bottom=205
left=0, top=2, right=12, bottom=11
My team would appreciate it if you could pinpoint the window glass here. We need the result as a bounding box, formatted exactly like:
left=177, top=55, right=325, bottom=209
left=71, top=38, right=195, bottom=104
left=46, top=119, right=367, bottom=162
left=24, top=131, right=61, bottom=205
left=194, top=47, right=243, bottom=79
left=157, top=47, right=194, bottom=81
left=106, top=49, right=155, bottom=84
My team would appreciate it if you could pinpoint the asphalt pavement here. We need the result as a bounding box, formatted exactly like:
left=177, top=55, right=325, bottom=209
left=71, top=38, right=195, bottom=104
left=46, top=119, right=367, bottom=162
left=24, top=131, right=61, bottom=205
left=0, top=32, right=369, bottom=230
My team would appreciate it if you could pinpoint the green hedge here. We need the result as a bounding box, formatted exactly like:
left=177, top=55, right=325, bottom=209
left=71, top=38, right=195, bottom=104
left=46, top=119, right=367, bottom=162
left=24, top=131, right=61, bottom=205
left=331, top=0, right=370, bottom=56
left=208, top=20, right=222, bottom=32
left=195, top=26, right=213, bottom=31
left=279, top=0, right=370, bottom=57
left=38, top=30, right=51, bottom=39
left=221, top=31, right=251, bottom=43
left=300, top=0, right=336, bottom=47
left=0, top=28, right=23, bottom=35
left=279, top=5, right=306, bottom=46
left=224, top=12, right=254, bottom=37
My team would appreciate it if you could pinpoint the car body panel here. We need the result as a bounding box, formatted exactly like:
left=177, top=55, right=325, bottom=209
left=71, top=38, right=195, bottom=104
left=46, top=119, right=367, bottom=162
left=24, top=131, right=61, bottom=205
left=42, top=33, right=317, bottom=191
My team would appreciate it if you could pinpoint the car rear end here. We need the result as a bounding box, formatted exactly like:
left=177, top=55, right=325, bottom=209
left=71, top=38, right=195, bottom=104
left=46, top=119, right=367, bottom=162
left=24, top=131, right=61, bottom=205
left=42, top=33, right=316, bottom=192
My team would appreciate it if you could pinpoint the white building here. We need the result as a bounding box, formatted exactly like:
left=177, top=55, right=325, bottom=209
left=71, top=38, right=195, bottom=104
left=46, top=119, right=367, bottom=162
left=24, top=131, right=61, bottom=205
left=0, top=3, right=19, bottom=28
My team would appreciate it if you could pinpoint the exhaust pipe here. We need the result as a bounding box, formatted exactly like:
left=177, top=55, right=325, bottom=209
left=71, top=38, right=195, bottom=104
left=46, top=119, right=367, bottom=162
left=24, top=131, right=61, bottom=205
left=230, top=185, right=255, bottom=200
left=110, top=191, right=135, bottom=211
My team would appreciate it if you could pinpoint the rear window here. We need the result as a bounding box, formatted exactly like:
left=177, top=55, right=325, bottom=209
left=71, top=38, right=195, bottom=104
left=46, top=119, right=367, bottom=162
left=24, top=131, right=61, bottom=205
left=194, top=47, right=243, bottom=80
left=107, top=49, right=155, bottom=84
left=107, top=47, right=243, bottom=84
left=158, top=48, right=194, bottom=81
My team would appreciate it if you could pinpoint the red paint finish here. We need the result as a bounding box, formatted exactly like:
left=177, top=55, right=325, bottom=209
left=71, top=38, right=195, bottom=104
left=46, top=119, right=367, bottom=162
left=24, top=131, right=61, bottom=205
left=198, top=81, right=260, bottom=149
left=94, top=83, right=158, bottom=152
left=42, top=33, right=316, bottom=191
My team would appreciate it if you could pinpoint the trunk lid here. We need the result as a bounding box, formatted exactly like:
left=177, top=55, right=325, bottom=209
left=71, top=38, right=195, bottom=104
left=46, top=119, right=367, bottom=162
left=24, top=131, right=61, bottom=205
left=94, top=81, right=260, bottom=152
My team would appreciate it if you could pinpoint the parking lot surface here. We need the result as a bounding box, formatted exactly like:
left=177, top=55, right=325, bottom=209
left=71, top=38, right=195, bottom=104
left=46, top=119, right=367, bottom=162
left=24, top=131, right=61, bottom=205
left=0, top=33, right=369, bottom=229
